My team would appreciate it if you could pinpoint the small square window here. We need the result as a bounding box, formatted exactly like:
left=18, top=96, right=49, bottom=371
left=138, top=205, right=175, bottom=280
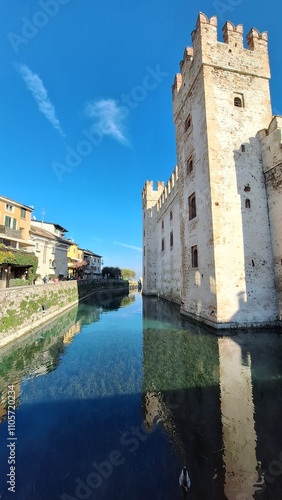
left=5, top=203, right=13, bottom=212
left=191, top=245, right=198, bottom=268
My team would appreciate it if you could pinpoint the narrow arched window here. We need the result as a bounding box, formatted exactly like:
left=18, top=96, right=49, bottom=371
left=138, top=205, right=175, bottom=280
left=189, top=193, right=196, bottom=220
left=186, top=157, right=193, bottom=175
left=245, top=199, right=251, bottom=208
left=191, top=246, right=198, bottom=268
left=234, top=97, right=242, bottom=107
left=184, top=115, right=191, bottom=132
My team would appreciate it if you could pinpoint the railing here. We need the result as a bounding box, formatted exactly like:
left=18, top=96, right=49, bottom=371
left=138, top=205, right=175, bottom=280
left=0, top=225, right=22, bottom=239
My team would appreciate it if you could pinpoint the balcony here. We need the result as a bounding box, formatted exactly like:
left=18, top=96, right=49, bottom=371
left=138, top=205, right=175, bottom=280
left=0, top=225, right=34, bottom=249
left=0, top=225, right=22, bottom=239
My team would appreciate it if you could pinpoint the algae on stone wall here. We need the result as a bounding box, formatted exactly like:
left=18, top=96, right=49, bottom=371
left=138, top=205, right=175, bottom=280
left=0, top=280, right=130, bottom=343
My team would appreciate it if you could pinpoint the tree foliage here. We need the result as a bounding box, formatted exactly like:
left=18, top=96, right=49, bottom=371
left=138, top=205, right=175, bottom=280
left=102, top=266, right=122, bottom=279
left=0, top=247, right=38, bottom=284
left=121, top=268, right=136, bottom=280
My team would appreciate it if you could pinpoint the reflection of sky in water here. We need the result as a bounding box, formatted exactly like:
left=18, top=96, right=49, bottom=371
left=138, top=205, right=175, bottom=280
left=0, top=293, right=281, bottom=499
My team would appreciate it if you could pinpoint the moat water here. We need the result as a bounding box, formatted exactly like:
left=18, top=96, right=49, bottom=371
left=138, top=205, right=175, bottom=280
left=0, top=292, right=282, bottom=500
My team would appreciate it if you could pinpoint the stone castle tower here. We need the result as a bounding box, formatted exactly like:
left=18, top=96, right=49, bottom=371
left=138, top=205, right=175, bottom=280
left=142, top=13, right=282, bottom=329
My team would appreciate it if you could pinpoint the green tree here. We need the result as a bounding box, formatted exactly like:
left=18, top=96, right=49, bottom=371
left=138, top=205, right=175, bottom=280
left=102, top=266, right=122, bottom=279
left=121, top=269, right=136, bottom=280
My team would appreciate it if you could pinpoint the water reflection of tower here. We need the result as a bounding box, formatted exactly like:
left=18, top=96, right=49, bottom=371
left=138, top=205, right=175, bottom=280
left=218, top=338, right=262, bottom=498
left=142, top=296, right=225, bottom=499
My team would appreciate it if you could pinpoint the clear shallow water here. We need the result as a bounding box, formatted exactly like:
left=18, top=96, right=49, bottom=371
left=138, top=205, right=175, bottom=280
left=0, top=292, right=281, bottom=499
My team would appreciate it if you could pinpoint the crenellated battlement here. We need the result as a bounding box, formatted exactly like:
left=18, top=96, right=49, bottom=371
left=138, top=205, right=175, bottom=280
left=157, top=165, right=179, bottom=215
left=142, top=180, right=164, bottom=200
left=142, top=167, right=179, bottom=215
left=246, top=28, right=268, bottom=50
left=258, top=116, right=282, bottom=173
left=142, top=180, right=165, bottom=212
left=222, top=21, right=243, bottom=47
left=172, top=12, right=270, bottom=101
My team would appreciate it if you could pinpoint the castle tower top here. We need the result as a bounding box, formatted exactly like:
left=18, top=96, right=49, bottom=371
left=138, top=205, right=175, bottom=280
left=172, top=12, right=270, bottom=98
left=142, top=181, right=164, bottom=209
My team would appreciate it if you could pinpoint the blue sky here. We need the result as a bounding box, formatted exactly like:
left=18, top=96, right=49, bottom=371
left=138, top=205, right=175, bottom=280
left=1, top=0, right=281, bottom=277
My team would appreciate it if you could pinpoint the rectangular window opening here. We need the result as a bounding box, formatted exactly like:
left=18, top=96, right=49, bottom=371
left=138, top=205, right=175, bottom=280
left=5, top=204, right=13, bottom=212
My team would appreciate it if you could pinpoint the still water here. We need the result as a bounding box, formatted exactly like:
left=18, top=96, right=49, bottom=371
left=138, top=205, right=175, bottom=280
left=0, top=291, right=282, bottom=500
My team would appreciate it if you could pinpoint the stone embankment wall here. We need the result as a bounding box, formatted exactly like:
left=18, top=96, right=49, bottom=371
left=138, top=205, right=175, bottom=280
left=0, top=279, right=129, bottom=348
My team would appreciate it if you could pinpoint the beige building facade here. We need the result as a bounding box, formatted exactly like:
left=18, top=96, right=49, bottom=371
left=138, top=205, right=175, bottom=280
left=31, top=221, right=71, bottom=280
left=142, top=13, right=282, bottom=329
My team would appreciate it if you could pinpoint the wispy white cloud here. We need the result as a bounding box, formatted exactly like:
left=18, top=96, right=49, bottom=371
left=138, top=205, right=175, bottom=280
left=85, top=99, right=130, bottom=146
left=17, top=64, right=65, bottom=137
left=114, top=241, right=142, bottom=252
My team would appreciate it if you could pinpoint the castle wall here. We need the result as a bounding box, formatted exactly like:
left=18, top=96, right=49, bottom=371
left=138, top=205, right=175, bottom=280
left=260, top=116, right=282, bottom=319
left=142, top=169, right=181, bottom=302
left=142, top=181, right=164, bottom=295
left=156, top=167, right=181, bottom=303
left=142, top=12, right=281, bottom=329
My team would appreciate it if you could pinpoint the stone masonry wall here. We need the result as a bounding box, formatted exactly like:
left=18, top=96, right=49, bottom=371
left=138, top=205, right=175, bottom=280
left=0, top=280, right=129, bottom=347
left=260, top=116, right=282, bottom=319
